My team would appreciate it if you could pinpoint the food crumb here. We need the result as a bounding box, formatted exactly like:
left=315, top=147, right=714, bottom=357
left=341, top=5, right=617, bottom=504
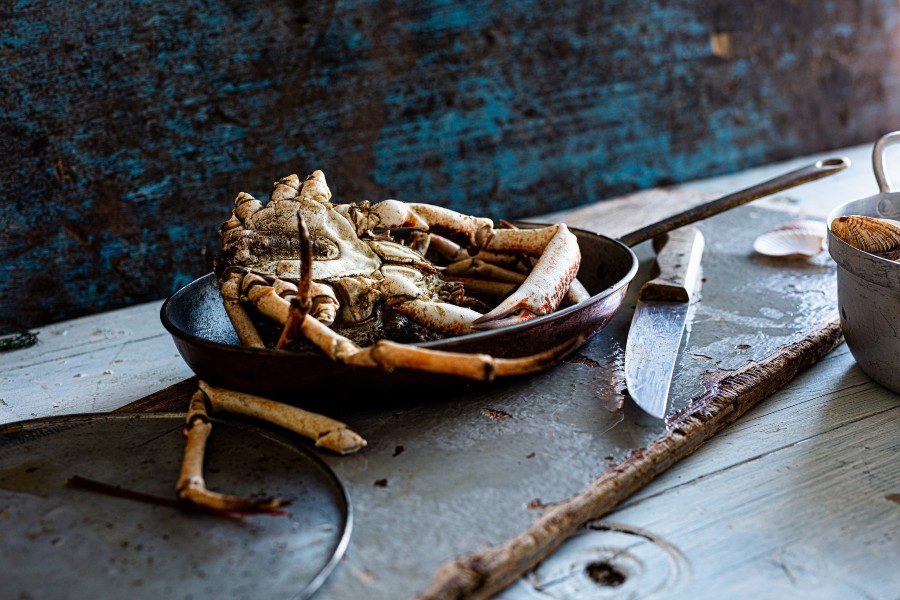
left=565, top=354, right=600, bottom=368
left=482, top=407, right=512, bottom=421
left=526, top=452, right=536, bottom=459
left=356, top=568, right=378, bottom=584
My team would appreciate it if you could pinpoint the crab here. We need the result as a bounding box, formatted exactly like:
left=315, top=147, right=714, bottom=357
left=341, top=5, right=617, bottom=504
left=214, top=169, right=586, bottom=377
left=176, top=169, right=587, bottom=513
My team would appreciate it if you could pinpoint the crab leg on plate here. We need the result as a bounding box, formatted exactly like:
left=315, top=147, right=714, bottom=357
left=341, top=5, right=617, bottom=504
left=177, top=381, right=366, bottom=513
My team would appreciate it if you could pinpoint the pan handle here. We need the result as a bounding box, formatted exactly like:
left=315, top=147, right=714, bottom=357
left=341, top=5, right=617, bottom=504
left=618, top=157, right=850, bottom=247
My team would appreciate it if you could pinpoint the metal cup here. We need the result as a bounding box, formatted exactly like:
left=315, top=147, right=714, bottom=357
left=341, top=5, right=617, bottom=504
left=827, top=131, right=900, bottom=394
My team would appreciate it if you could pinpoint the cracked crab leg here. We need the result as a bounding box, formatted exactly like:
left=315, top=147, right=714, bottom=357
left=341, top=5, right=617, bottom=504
left=473, top=224, right=580, bottom=327
left=299, top=315, right=582, bottom=379
left=198, top=381, right=367, bottom=454
left=276, top=211, right=313, bottom=349
left=220, top=270, right=266, bottom=348
left=176, top=382, right=367, bottom=514
left=177, top=389, right=285, bottom=513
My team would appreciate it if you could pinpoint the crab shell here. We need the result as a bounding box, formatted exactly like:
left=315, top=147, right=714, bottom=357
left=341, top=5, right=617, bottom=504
left=178, top=171, right=585, bottom=516
left=214, top=170, right=582, bottom=348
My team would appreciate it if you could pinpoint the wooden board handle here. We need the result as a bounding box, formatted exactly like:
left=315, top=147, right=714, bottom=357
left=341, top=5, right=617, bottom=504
left=640, top=226, right=705, bottom=302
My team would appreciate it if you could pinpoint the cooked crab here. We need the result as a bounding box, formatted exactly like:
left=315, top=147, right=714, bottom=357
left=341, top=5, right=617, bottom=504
left=176, top=169, right=587, bottom=513
left=213, top=169, right=586, bottom=379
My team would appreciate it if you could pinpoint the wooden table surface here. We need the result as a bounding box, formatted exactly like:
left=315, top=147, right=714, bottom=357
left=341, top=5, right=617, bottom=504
left=2, top=143, right=898, bottom=600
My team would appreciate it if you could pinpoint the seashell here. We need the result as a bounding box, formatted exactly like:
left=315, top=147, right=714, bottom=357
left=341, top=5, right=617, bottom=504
left=830, top=215, right=900, bottom=259
left=753, top=227, right=825, bottom=258
left=773, top=219, right=827, bottom=236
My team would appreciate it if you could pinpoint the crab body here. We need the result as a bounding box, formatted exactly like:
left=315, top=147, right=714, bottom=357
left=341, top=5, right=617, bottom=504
left=215, top=171, right=502, bottom=346
left=177, top=170, right=588, bottom=513
left=214, top=169, right=584, bottom=380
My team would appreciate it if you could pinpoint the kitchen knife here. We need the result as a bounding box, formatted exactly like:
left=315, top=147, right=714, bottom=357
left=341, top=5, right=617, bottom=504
left=625, top=226, right=705, bottom=418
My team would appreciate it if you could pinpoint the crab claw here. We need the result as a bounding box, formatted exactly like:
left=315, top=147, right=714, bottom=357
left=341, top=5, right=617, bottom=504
left=472, top=224, right=580, bottom=327
left=470, top=309, right=539, bottom=330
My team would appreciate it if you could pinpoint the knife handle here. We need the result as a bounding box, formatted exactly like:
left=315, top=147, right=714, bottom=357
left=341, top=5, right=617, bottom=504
left=640, top=226, right=705, bottom=302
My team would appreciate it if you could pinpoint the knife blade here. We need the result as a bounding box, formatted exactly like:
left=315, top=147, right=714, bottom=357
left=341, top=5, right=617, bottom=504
left=624, top=226, right=705, bottom=418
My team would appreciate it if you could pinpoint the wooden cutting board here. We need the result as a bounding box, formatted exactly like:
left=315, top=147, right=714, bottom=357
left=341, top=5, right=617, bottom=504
left=117, top=193, right=843, bottom=600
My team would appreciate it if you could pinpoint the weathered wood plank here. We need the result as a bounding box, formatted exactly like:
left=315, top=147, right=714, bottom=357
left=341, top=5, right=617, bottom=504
left=618, top=345, right=896, bottom=506
left=5, top=1, right=900, bottom=329
left=508, top=393, right=899, bottom=599
left=0, top=301, right=192, bottom=423
left=416, top=317, right=844, bottom=599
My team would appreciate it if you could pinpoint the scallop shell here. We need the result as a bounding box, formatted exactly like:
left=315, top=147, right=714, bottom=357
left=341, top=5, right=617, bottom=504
left=753, top=227, right=825, bottom=258
left=773, top=219, right=828, bottom=236
left=830, top=215, right=900, bottom=259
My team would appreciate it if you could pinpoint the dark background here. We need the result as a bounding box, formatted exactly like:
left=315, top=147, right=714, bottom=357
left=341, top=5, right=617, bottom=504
left=3, top=0, right=900, bottom=332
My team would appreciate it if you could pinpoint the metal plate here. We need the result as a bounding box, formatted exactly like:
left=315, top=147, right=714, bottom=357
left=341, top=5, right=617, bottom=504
left=0, top=413, right=351, bottom=600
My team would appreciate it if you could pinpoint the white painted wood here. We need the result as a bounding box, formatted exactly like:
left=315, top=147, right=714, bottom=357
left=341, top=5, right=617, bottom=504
left=498, top=342, right=899, bottom=600
left=0, top=300, right=192, bottom=423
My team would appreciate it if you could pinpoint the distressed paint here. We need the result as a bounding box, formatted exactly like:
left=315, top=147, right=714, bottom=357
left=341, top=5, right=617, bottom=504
left=3, top=0, right=900, bottom=331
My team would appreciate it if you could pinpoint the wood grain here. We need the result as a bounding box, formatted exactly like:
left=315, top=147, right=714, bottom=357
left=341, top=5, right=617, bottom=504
left=113, top=377, right=198, bottom=414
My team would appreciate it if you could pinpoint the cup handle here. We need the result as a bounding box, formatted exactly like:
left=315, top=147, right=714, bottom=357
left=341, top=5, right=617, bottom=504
left=872, top=131, right=900, bottom=193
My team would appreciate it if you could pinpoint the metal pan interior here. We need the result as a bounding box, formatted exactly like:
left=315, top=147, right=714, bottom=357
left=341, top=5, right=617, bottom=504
left=0, top=413, right=352, bottom=600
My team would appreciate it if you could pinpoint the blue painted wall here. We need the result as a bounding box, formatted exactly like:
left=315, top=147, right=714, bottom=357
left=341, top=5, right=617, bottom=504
left=3, top=0, right=900, bottom=331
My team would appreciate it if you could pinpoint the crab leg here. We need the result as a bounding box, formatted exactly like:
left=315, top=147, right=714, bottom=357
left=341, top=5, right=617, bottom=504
left=443, top=258, right=528, bottom=284
left=276, top=211, right=314, bottom=349
left=177, top=389, right=285, bottom=513
left=428, top=233, right=531, bottom=272
left=176, top=382, right=367, bottom=514
left=441, top=276, right=518, bottom=298
left=198, top=381, right=366, bottom=454
left=339, top=200, right=494, bottom=248
left=390, top=299, right=483, bottom=336
left=298, top=315, right=581, bottom=379
left=220, top=269, right=266, bottom=348
left=567, top=278, right=591, bottom=305
left=473, top=224, right=580, bottom=327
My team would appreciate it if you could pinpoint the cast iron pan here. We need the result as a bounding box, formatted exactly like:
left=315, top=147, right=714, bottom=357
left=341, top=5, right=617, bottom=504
left=162, top=158, right=848, bottom=397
